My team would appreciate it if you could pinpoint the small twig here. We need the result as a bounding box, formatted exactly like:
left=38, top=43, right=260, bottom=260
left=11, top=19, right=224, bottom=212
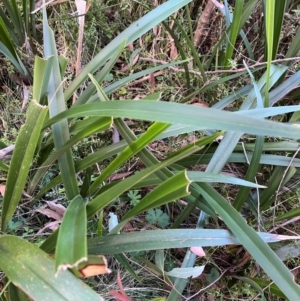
left=194, top=0, right=216, bottom=48
left=270, top=216, right=300, bottom=233
left=126, top=70, right=164, bottom=86
left=0, top=145, right=14, bottom=159
left=274, top=145, right=300, bottom=206
left=139, top=57, right=300, bottom=78
left=185, top=268, right=230, bottom=301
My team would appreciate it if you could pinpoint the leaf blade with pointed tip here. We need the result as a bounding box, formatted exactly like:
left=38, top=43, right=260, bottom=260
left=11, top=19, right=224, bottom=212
left=1, top=100, right=48, bottom=231
left=55, top=195, right=88, bottom=272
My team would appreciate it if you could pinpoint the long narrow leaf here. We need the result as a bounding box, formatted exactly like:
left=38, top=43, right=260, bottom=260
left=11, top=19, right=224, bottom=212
left=43, top=101, right=300, bottom=140
left=87, top=229, right=298, bottom=254
left=1, top=101, right=47, bottom=231
left=56, top=195, right=88, bottom=272
left=197, top=182, right=300, bottom=300
left=43, top=6, right=79, bottom=199
left=0, top=236, right=103, bottom=301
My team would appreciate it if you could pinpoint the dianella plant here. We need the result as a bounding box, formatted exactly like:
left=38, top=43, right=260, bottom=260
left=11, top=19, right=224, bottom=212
left=1, top=0, right=300, bottom=300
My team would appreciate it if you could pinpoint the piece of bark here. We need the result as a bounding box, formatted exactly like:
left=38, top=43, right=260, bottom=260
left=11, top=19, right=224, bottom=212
left=194, top=0, right=216, bottom=48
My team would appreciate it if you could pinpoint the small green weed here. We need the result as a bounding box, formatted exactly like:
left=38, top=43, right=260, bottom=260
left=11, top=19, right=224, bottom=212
left=146, top=208, right=170, bottom=228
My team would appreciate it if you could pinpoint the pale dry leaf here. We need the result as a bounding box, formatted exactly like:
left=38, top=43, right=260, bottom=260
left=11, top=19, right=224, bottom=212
left=132, top=53, right=139, bottom=67
left=36, top=208, right=62, bottom=221
left=22, top=84, right=30, bottom=111
left=46, top=201, right=66, bottom=216
left=36, top=220, right=61, bottom=234
left=128, top=43, right=134, bottom=51
left=191, top=101, right=209, bottom=108
left=108, top=291, right=132, bottom=301
left=109, top=171, right=133, bottom=181
left=0, top=145, right=15, bottom=159
left=149, top=73, right=155, bottom=89
left=0, top=184, right=5, bottom=197
left=190, top=246, right=206, bottom=257
left=109, top=270, right=133, bottom=300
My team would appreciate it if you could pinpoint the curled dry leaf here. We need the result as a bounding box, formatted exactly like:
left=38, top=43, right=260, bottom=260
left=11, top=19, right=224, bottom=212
left=36, top=208, right=62, bottom=221
left=36, top=221, right=61, bottom=235
left=108, top=271, right=132, bottom=301
left=78, top=255, right=111, bottom=278
left=36, top=201, right=66, bottom=221
left=46, top=201, right=66, bottom=217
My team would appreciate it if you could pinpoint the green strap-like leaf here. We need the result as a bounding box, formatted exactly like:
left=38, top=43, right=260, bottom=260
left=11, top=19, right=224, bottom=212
left=55, top=195, right=88, bottom=272
left=43, top=101, right=300, bottom=140
left=0, top=235, right=103, bottom=301
left=197, top=182, right=300, bottom=300
left=110, top=171, right=190, bottom=234
left=87, top=229, right=296, bottom=255
left=43, top=5, right=79, bottom=200
left=1, top=100, right=48, bottom=231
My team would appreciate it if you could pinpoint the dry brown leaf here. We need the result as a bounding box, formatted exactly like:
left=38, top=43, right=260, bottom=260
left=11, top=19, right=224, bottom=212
left=128, top=43, right=134, bottom=51
left=108, top=271, right=132, bottom=301
left=194, top=0, right=216, bottom=48
left=109, top=171, right=133, bottom=181
left=131, top=53, right=139, bottom=67
left=22, top=84, right=30, bottom=111
left=36, top=207, right=63, bottom=221
left=120, top=43, right=140, bottom=73
left=46, top=201, right=66, bottom=217
left=148, top=73, right=155, bottom=90
left=191, top=101, right=209, bottom=107
left=36, top=220, right=61, bottom=234
left=0, top=184, right=5, bottom=197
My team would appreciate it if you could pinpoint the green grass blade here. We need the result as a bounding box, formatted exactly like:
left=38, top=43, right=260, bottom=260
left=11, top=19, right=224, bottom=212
left=269, top=70, right=300, bottom=106
left=32, top=56, right=54, bottom=104
left=123, top=171, right=190, bottom=219
left=44, top=101, right=300, bottom=140
left=265, top=207, right=300, bottom=228
left=224, top=0, right=244, bottom=68
left=87, top=229, right=296, bottom=254
left=233, top=65, right=264, bottom=210
left=88, top=60, right=188, bottom=104
left=64, top=0, right=193, bottom=101
left=249, top=278, right=286, bottom=298
left=187, top=171, right=264, bottom=188
left=75, top=40, right=127, bottom=105
left=264, top=0, right=276, bottom=106
left=28, top=117, right=112, bottom=195
left=178, top=153, right=300, bottom=167
left=88, top=121, right=170, bottom=194
left=272, top=0, right=287, bottom=59
left=0, top=18, right=29, bottom=79
left=43, top=7, right=79, bottom=200
left=86, top=146, right=200, bottom=218
left=1, top=101, right=47, bottom=231
left=259, top=166, right=287, bottom=209
left=197, top=182, right=300, bottom=300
